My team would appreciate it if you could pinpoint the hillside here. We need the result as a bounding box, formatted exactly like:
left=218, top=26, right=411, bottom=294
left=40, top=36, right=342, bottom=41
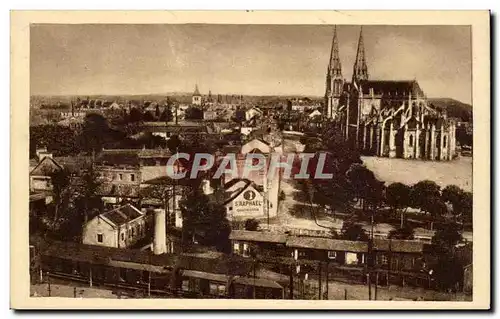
left=428, top=98, right=472, bottom=122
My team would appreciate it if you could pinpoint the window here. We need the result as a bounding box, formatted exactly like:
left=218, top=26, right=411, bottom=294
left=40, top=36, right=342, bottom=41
left=409, top=134, right=414, bottom=147
left=97, top=234, right=103, bottom=243
left=328, top=251, right=337, bottom=259
left=443, top=136, right=447, bottom=148
left=131, top=227, right=135, bottom=237
left=242, top=243, right=250, bottom=257
left=130, top=174, right=135, bottom=182
left=121, top=233, right=124, bottom=241
left=233, top=242, right=240, bottom=254
left=119, top=173, right=123, bottom=181
left=381, top=254, right=388, bottom=265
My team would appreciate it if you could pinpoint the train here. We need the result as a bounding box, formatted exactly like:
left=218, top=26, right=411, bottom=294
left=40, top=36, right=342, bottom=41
left=30, top=238, right=285, bottom=299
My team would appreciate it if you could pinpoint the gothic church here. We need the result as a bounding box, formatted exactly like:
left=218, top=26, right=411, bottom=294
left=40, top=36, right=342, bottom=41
left=324, top=27, right=457, bottom=161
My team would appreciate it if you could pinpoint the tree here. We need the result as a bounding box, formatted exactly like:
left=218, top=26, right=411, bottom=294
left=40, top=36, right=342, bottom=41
left=30, top=125, right=79, bottom=158
left=431, top=222, right=463, bottom=253
left=167, top=135, right=182, bottom=153
left=300, top=124, right=362, bottom=216
left=388, top=224, right=415, bottom=240
left=455, top=191, right=472, bottom=224
left=140, top=132, right=167, bottom=149
left=441, top=185, right=464, bottom=212
left=410, top=180, right=441, bottom=215
left=386, top=182, right=412, bottom=227
left=128, top=107, right=143, bottom=123
left=49, top=168, right=71, bottom=222
left=185, top=107, right=203, bottom=120
left=180, top=188, right=231, bottom=252
left=143, top=111, right=155, bottom=122
left=346, top=163, right=385, bottom=219
left=75, top=164, right=104, bottom=223
left=425, top=196, right=449, bottom=230
left=155, top=105, right=161, bottom=119
left=159, top=108, right=173, bottom=122
left=430, top=222, right=464, bottom=292
left=340, top=218, right=369, bottom=241
left=79, top=113, right=110, bottom=155
left=244, top=218, right=260, bottom=231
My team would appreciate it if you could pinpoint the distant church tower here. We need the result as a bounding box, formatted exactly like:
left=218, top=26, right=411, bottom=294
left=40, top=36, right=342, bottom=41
left=324, top=26, right=344, bottom=119
left=192, top=84, right=202, bottom=106
left=352, top=27, right=369, bottom=83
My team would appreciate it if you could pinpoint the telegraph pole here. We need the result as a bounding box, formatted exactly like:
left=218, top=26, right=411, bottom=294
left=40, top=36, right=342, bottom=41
left=368, top=210, right=375, bottom=300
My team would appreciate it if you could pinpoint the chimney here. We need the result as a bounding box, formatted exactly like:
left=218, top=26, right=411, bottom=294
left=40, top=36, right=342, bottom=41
left=36, top=147, right=52, bottom=162
left=153, top=209, right=167, bottom=255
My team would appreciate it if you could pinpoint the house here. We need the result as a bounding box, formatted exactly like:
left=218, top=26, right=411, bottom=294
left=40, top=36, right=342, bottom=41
left=228, top=230, right=435, bottom=288
left=240, top=127, right=254, bottom=136
left=229, top=230, right=288, bottom=257
left=308, top=109, right=322, bottom=119
left=82, top=204, right=148, bottom=249
left=95, top=149, right=142, bottom=205
left=29, top=149, right=62, bottom=193
left=287, top=236, right=367, bottom=266
left=29, top=150, right=93, bottom=193
left=245, top=107, right=263, bottom=121
left=108, top=102, right=122, bottom=110
left=141, top=121, right=208, bottom=141
left=203, top=110, right=218, bottom=121
left=179, top=269, right=229, bottom=297
left=57, top=116, right=85, bottom=130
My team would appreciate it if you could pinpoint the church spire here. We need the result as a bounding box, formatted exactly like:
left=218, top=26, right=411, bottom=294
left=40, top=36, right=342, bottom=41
left=353, top=26, right=369, bottom=83
left=328, top=26, right=342, bottom=77
left=193, top=84, right=200, bottom=96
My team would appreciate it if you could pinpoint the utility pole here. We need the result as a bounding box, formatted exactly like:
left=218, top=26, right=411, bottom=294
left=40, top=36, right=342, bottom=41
left=253, top=257, right=257, bottom=299
left=325, top=261, right=329, bottom=300
left=318, top=261, right=322, bottom=300
left=47, top=272, right=51, bottom=297
left=368, top=210, right=375, bottom=300
left=89, top=266, right=93, bottom=287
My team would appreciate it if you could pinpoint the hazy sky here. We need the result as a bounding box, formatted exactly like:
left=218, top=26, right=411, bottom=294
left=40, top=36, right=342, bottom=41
left=30, top=24, right=472, bottom=104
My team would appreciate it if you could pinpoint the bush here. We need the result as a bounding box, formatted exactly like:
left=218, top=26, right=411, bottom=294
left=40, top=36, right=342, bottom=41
left=244, top=218, right=260, bottom=231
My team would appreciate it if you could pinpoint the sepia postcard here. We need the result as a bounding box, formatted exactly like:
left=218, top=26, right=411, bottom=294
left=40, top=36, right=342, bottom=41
left=11, top=10, right=490, bottom=310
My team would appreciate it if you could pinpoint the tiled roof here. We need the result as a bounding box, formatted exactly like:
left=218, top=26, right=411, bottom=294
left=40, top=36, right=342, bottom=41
left=54, top=156, right=92, bottom=173
left=35, top=237, right=253, bottom=276
left=98, top=183, right=141, bottom=198
left=96, top=149, right=141, bottom=167
left=232, top=276, right=283, bottom=289
left=373, top=239, right=425, bottom=253
left=229, top=230, right=288, bottom=244
left=359, top=80, right=424, bottom=97
left=286, top=236, right=368, bottom=253
left=143, top=126, right=208, bottom=134
left=29, top=156, right=63, bottom=176
left=181, top=269, right=229, bottom=282
left=100, top=204, right=143, bottom=227
left=138, top=148, right=172, bottom=158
